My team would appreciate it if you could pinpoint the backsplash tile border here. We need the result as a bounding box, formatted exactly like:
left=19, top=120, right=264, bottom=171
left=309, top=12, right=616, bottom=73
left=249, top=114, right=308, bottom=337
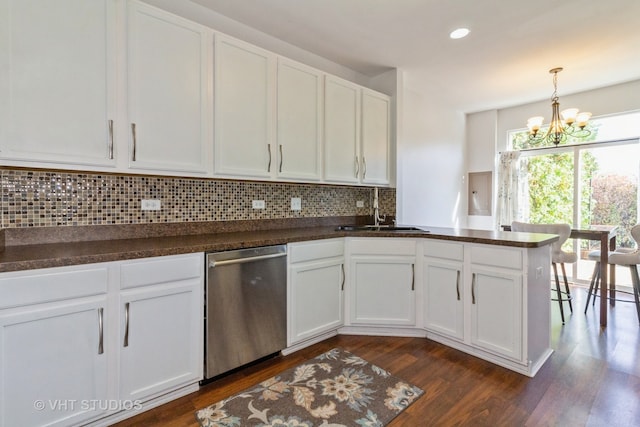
left=1, top=168, right=396, bottom=228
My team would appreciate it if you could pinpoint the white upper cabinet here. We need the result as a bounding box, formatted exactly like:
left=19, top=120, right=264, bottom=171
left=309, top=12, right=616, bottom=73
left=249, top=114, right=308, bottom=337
left=0, top=0, right=117, bottom=167
left=361, top=89, right=391, bottom=185
left=127, top=1, right=211, bottom=174
left=324, top=78, right=391, bottom=186
left=324, top=76, right=360, bottom=184
left=214, top=35, right=275, bottom=179
left=276, top=58, right=323, bottom=181
left=0, top=1, right=393, bottom=185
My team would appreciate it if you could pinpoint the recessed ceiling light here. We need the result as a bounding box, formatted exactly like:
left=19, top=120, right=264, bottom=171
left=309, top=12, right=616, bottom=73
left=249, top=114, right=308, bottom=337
left=450, top=28, right=470, bottom=39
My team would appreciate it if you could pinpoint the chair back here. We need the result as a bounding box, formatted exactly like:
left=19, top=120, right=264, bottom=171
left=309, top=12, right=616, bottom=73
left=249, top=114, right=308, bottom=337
left=511, top=221, right=572, bottom=263
left=631, top=224, right=640, bottom=249
left=610, top=224, right=640, bottom=266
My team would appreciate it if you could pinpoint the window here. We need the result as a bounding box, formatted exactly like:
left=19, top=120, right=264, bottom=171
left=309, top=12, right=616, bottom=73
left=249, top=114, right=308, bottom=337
left=507, top=111, right=640, bottom=288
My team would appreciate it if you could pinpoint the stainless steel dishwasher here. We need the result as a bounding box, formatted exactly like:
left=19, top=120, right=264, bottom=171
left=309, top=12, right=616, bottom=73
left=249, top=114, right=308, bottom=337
left=203, top=245, right=287, bottom=380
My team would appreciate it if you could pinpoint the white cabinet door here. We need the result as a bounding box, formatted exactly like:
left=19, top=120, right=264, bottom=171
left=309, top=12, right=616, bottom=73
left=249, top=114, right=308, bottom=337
left=289, top=258, right=344, bottom=345
left=324, top=76, right=360, bottom=184
left=350, top=257, right=415, bottom=326
left=119, top=279, right=202, bottom=401
left=469, top=267, right=523, bottom=361
left=0, top=0, right=117, bottom=167
left=127, top=1, right=211, bottom=173
left=423, top=258, right=464, bottom=341
left=0, top=297, right=109, bottom=427
left=276, top=58, right=322, bottom=181
left=214, top=35, right=274, bottom=179
left=119, top=254, right=203, bottom=402
left=361, top=89, right=390, bottom=185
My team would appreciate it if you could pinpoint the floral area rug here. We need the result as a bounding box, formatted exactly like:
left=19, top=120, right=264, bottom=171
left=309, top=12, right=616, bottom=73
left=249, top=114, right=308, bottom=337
left=195, top=347, right=423, bottom=427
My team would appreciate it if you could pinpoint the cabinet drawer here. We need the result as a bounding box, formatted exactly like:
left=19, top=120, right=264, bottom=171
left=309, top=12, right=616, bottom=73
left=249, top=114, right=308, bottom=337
left=423, top=240, right=464, bottom=261
left=0, top=265, right=108, bottom=309
left=289, top=239, right=344, bottom=264
left=470, top=245, right=522, bottom=270
left=348, top=238, right=416, bottom=255
left=121, top=253, right=203, bottom=289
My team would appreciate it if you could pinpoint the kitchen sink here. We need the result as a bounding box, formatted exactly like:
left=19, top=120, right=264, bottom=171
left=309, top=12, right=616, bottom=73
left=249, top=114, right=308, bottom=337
left=336, top=225, right=429, bottom=233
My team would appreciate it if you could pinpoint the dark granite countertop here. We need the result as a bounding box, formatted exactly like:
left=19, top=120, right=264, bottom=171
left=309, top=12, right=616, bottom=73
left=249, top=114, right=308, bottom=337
left=0, top=219, right=558, bottom=273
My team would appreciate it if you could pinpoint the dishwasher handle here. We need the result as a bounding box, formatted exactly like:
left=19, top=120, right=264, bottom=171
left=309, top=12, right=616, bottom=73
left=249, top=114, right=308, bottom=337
left=209, top=252, right=286, bottom=268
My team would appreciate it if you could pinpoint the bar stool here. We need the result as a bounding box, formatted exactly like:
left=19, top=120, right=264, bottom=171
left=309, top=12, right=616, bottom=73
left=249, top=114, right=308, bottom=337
left=512, top=222, right=577, bottom=324
left=607, top=224, right=640, bottom=323
left=584, top=248, right=634, bottom=313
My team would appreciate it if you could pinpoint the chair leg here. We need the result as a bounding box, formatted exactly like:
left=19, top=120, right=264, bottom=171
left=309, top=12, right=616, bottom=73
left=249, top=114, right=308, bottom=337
left=631, top=265, right=640, bottom=325
left=560, top=263, right=573, bottom=313
left=584, top=262, right=600, bottom=314
left=552, top=262, right=566, bottom=324
left=592, top=268, right=600, bottom=306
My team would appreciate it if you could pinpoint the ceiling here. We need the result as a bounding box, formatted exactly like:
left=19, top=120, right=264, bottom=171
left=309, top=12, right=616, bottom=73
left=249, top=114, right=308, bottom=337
left=191, top=0, right=640, bottom=113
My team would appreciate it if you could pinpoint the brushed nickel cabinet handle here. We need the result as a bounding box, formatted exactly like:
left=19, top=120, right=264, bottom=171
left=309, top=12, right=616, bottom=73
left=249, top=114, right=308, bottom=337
left=471, top=273, right=476, bottom=304
left=411, top=264, right=415, bottom=291
left=279, top=144, right=283, bottom=173
left=98, top=307, right=104, bottom=355
left=267, top=144, right=272, bottom=172
left=108, top=120, right=114, bottom=160
left=362, top=156, right=367, bottom=179
left=341, top=264, right=345, bottom=291
left=124, top=302, right=130, bottom=347
left=456, top=270, right=461, bottom=301
left=355, top=156, right=359, bottom=178
left=131, top=123, right=137, bottom=162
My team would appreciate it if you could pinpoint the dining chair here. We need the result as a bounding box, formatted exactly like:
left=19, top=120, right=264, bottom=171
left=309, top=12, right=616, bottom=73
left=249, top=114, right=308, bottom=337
left=511, top=221, right=577, bottom=324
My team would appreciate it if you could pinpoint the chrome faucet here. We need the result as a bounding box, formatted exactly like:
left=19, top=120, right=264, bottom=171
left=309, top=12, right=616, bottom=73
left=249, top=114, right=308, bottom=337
left=373, top=187, right=386, bottom=226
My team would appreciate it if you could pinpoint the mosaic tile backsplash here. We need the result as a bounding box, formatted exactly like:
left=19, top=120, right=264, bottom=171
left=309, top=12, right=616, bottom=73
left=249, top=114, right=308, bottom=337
left=1, top=169, right=396, bottom=228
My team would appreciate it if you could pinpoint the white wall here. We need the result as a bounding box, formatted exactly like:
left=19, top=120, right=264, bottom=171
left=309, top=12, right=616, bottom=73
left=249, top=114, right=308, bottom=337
left=397, top=85, right=466, bottom=227
left=467, top=79, right=640, bottom=229
left=466, top=110, right=498, bottom=230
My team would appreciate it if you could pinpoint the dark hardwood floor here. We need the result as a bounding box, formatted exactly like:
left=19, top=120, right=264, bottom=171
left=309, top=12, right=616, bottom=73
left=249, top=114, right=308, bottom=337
left=113, top=286, right=640, bottom=426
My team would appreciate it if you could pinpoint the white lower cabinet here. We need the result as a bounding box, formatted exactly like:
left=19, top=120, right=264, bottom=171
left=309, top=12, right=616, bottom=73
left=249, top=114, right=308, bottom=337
left=347, top=238, right=416, bottom=327
left=469, top=266, right=522, bottom=361
left=287, top=239, right=344, bottom=347
left=119, top=254, right=203, bottom=402
left=423, top=240, right=464, bottom=341
left=0, top=253, right=203, bottom=427
left=0, top=265, right=110, bottom=427
left=422, top=240, right=551, bottom=376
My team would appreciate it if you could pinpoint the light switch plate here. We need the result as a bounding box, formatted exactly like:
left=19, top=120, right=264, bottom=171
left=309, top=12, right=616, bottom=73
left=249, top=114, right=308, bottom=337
left=252, top=200, right=265, bottom=209
left=141, top=199, right=161, bottom=210
left=356, top=200, right=365, bottom=208
left=291, top=197, right=301, bottom=211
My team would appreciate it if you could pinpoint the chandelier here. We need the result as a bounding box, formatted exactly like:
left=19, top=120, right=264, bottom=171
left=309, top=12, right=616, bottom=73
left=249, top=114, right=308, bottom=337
left=526, top=67, right=591, bottom=146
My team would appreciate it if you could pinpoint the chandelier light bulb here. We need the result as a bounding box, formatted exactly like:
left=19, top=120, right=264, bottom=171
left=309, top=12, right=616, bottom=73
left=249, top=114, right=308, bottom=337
left=576, top=112, right=592, bottom=128
left=560, top=108, right=579, bottom=124
left=527, top=116, right=544, bottom=134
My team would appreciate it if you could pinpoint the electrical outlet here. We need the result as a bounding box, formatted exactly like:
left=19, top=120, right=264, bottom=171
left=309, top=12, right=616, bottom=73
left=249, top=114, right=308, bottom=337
left=252, top=200, right=265, bottom=209
left=356, top=200, right=365, bottom=208
left=141, top=199, right=161, bottom=211
left=536, top=266, right=543, bottom=279
left=291, top=197, right=301, bottom=211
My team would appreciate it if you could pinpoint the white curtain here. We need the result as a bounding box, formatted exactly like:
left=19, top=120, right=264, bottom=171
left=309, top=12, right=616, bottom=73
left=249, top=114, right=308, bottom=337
left=496, top=151, right=526, bottom=229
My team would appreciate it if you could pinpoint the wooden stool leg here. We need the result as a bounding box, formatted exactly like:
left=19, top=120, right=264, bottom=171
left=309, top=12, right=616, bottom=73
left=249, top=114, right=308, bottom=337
left=553, top=263, right=566, bottom=324
left=584, top=262, right=600, bottom=314
left=560, top=263, right=573, bottom=313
